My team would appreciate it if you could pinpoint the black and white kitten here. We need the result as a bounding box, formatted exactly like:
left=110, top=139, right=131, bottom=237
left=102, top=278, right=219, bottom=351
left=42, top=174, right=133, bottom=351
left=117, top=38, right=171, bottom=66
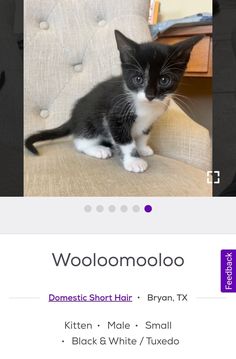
left=25, top=30, right=203, bottom=173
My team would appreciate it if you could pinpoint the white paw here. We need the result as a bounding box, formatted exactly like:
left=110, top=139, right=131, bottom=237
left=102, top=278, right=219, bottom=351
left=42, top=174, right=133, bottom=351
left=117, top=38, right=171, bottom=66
left=124, top=158, right=148, bottom=173
left=138, top=146, right=154, bottom=157
left=86, top=146, right=112, bottom=159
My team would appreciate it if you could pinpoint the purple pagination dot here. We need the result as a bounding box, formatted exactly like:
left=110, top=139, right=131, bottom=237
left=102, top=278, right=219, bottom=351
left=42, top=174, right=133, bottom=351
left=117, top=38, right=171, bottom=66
left=144, top=205, right=152, bottom=213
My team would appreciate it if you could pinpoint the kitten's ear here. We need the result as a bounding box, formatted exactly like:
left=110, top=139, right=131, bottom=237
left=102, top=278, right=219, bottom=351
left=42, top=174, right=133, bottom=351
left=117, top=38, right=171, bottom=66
left=114, top=30, right=138, bottom=53
left=172, top=35, right=204, bottom=61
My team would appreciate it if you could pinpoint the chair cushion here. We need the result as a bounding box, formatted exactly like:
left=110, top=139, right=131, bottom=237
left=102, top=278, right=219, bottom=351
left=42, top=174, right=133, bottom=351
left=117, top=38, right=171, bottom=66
left=24, top=0, right=151, bottom=136
left=24, top=142, right=211, bottom=196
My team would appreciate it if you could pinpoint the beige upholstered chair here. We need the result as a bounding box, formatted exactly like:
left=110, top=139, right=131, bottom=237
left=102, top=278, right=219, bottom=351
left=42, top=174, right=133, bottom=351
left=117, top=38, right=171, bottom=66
left=24, top=0, right=212, bottom=196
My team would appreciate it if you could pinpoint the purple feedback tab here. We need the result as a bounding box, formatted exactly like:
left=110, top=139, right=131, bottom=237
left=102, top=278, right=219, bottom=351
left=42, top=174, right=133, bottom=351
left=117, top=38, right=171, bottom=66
left=221, top=250, right=236, bottom=293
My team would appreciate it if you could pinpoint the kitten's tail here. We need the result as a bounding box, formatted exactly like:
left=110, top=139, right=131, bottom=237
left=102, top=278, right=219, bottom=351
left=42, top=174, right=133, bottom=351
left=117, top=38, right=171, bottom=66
left=25, top=121, right=72, bottom=155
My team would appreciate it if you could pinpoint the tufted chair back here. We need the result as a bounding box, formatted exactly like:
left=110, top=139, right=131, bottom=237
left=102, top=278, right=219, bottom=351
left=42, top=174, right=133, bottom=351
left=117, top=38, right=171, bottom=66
left=24, top=0, right=151, bottom=136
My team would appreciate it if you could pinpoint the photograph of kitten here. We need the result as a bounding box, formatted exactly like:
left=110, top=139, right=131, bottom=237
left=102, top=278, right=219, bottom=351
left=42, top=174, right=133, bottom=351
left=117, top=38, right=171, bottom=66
left=25, top=31, right=202, bottom=173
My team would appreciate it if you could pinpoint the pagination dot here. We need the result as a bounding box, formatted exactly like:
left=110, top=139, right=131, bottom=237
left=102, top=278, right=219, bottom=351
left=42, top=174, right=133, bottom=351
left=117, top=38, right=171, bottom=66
left=120, top=205, right=128, bottom=213
left=132, top=205, right=140, bottom=213
left=108, top=205, right=116, bottom=213
left=96, top=205, right=104, bottom=213
left=144, top=205, right=152, bottom=213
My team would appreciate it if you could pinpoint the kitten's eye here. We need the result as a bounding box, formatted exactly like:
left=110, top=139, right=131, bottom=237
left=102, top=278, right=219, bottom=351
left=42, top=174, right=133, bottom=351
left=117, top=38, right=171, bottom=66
left=159, top=75, right=172, bottom=87
left=133, top=75, right=144, bottom=86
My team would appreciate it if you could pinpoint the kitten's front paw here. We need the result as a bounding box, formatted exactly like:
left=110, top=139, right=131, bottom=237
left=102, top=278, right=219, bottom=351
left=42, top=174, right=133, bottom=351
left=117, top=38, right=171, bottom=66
left=124, top=158, right=148, bottom=173
left=138, top=146, right=154, bottom=157
left=87, top=146, right=112, bottom=159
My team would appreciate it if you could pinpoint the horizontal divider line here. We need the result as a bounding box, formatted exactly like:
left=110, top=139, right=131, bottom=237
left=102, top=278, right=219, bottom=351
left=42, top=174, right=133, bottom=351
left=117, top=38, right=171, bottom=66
left=9, top=297, right=41, bottom=300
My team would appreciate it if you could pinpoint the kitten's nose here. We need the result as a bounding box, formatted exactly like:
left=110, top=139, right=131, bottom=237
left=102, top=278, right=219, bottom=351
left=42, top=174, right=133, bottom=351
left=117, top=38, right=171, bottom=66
left=146, top=93, right=155, bottom=102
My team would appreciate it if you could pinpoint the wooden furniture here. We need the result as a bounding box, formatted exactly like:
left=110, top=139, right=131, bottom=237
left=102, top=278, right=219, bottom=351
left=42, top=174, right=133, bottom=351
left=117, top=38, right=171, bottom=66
left=157, top=25, right=212, bottom=77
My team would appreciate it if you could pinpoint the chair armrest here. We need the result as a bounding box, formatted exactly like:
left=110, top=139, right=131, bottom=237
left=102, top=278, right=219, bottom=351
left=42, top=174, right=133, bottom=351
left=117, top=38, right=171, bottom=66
left=150, top=99, right=212, bottom=171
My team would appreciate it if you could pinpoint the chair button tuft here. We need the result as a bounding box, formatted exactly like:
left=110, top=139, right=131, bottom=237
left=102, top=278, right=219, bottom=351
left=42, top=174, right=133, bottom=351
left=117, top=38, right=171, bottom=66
left=74, top=64, right=83, bottom=72
left=98, top=20, right=106, bottom=27
left=39, top=21, right=49, bottom=30
left=40, top=110, right=49, bottom=119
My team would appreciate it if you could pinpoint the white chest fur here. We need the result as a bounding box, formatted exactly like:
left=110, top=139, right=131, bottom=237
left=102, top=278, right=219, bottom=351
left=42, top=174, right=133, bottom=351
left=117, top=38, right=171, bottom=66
left=131, top=92, right=169, bottom=138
